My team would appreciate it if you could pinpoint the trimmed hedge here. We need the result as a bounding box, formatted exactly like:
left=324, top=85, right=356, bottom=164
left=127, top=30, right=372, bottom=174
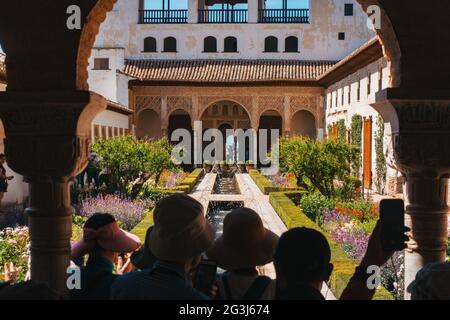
left=176, top=168, right=204, bottom=192
left=130, top=212, right=154, bottom=241
left=269, top=192, right=394, bottom=300
left=248, top=169, right=303, bottom=194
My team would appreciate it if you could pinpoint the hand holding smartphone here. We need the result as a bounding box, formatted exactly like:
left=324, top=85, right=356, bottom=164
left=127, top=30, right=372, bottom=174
left=379, top=199, right=405, bottom=252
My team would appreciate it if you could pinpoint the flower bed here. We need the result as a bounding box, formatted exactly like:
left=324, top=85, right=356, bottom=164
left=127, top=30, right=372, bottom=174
left=0, top=226, right=30, bottom=282
left=269, top=191, right=394, bottom=300
left=79, top=194, right=148, bottom=231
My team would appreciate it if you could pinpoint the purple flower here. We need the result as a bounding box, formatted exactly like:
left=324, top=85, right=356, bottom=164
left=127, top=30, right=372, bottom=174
left=79, top=194, right=147, bottom=231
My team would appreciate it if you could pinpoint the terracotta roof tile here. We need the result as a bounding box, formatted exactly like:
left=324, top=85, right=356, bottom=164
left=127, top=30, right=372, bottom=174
left=122, top=59, right=337, bottom=83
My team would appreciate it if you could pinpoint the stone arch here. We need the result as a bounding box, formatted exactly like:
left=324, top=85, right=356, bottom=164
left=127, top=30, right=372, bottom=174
left=199, top=97, right=252, bottom=121
left=136, top=109, right=162, bottom=139
left=168, top=109, right=192, bottom=137
left=354, top=0, right=401, bottom=87
left=291, top=110, right=317, bottom=139
left=200, top=100, right=251, bottom=130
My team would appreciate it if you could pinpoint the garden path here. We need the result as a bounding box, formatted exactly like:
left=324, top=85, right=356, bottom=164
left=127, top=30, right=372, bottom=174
left=190, top=173, right=336, bottom=300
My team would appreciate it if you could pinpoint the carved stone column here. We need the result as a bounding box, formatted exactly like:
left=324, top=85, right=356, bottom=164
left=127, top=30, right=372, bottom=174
left=372, top=88, right=450, bottom=299
left=0, top=91, right=106, bottom=297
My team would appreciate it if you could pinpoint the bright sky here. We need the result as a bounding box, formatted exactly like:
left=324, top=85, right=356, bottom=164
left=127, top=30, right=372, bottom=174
left=145, top=0, right=309, bottom=9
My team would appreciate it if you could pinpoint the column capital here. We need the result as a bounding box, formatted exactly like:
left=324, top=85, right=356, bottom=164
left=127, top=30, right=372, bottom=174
left=0, top=90, right=106, bottom=181
left=371, top=88, right=450, bottom=177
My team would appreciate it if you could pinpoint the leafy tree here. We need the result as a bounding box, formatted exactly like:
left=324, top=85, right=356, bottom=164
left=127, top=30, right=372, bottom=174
left=92, top=135, right=176, bottom=192
left=279, top=136, right=358, bottom=197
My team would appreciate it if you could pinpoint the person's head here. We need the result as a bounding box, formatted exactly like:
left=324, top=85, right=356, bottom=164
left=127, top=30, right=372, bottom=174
left=148, top=194, right=214, bottom=272
left=408, top=262, right=450, bottom=300
left=0, top=154, right=5, bottom=165
left=130, top=226, right=157, bottom=270
left=274, top=227, right=333, bottom=292
left=206, top=207, right=279, bottom=271
left=71, top=213, right=142, bottom=263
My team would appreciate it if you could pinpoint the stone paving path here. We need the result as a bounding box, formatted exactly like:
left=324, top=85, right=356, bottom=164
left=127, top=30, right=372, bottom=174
left=190, top=172, right=336, bottom=300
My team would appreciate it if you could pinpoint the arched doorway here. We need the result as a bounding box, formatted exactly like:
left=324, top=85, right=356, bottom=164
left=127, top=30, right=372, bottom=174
left=291, top=110, right=317, bottom=139
left=201, top=101, right=252, bottom=163
left=168, top=109, right=193, bottom=170
left=258, top=110, right=282, bottom=167
left=136, top=109, right=162, bottom=139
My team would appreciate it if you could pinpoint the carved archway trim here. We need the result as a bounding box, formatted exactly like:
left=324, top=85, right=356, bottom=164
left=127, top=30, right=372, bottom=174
left=135, top=96, right=162, bottom=116
left=77, top=0, right=117, bottom=90
left=355, top=0, right=402, bottom=87
left=198, top=96, right=253, bottom=120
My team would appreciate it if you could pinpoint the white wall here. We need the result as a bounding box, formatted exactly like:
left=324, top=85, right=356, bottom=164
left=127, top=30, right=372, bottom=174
left=92, top=0, right=374, bottom=61
left=324, top=57, right=397, bottom=193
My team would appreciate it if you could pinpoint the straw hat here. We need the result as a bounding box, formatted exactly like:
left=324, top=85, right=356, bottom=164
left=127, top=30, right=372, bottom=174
left=148, top=194, right=215, bottom=262
left=206, top=207, right=279, bottom=270
left=130, top=226, right=157, bottom=270
left=71, top=214, right=142, bottom=260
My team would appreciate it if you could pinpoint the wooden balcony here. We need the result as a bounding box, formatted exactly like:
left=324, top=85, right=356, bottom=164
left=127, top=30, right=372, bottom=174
left=198, top=9, right=248, bottom=23
left=258, top=9, right=309, bottom=23
left=139, top=10, right=188, bottom=24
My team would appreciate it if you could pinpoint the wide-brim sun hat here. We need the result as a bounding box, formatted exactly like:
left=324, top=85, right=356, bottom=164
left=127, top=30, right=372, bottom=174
left=71, top=221, right=142, bottom=260
left=148, top=194, right=215, bottom=262
left=130, top=226, right=157, bottom=270
left=206, top=207, right=279, bottom=270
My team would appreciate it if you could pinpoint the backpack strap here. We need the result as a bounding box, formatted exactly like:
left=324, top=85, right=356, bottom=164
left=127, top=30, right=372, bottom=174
left=242, top=276, right=272, bottom=300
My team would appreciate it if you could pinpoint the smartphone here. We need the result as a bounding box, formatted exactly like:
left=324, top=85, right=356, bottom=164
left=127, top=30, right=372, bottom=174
left=379, top=199, right=405, bottom=252
left=193, top=259, right=218, bottom=297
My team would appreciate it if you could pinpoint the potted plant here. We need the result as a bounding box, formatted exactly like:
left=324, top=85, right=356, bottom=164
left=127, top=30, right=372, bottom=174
left=237, top=161, right=246, bottom=173
left=245, top=160, right=254, bottom=172
left=203, top=160, right=212, bottom=173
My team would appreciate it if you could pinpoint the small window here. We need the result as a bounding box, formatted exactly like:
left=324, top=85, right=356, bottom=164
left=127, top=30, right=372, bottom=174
left=338, top=32, right=346, bottom=40
left=93, top=58, right=109, bottom=70
left=348, top=84, right=351, bottom=104
left=344, top=4, right=354, bottom=16
left=144, top=37, right=157, bottom=52
left=378, top=66, right=383, bottom=90
left=264, top=36, right=278, bottom=52
left=367, top=72, right=372, bottom=95
left=224, top=36, right=238, bottom=53
left=204, top=36, right=217, bottom=53
left=163, top=37, right=177, bottom=52
left=357, top=79, right=361, bottom=101
left=285, top=36, right=299, bottom=53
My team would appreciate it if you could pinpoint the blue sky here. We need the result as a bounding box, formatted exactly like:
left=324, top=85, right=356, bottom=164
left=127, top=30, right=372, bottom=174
left=145, top=0, right=309, bottom=9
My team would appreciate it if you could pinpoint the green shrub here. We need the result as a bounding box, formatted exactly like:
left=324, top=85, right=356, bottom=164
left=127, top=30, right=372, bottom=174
left=269, top=192, right=393, bottom=300
left=278, top=136, right=358, bottom=197
left=248, top=169, right=303, bottom=194
left=130, top=212, right=154, bottom=241
left=300, top=193, right=335, bottom=224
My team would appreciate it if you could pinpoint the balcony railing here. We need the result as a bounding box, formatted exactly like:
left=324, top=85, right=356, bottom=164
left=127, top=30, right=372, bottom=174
left=198, top=9, right=248, bottom=23
left=139, top=10, right=188, bottom=24
left=258, top=9, right=309, bottom=23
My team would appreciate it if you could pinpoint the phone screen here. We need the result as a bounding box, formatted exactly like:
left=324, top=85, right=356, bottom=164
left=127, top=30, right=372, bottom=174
left=193, top=260, right=218, bottom=297
left=380, top=199, right=405, bottom=252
